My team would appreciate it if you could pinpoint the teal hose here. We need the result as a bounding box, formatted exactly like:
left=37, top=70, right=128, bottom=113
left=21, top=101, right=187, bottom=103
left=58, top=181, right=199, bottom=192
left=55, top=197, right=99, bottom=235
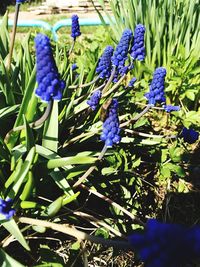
left=0, top=17, right=111, bottom=41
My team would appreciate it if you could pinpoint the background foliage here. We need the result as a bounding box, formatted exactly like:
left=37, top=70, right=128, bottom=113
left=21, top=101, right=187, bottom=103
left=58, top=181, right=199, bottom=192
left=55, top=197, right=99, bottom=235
left=0, top=0, right=200, bottom=265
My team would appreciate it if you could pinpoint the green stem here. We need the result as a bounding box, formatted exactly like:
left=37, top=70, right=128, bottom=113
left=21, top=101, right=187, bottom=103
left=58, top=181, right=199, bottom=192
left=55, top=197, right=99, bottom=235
left=103, top=73, right=126, bottom=97
left=102, top=67, right=116, bottom=94
left=4, top=100, right=53, bottom=143
left=120, top=104, right=152, bottom=128
left=68, top=38, right=76, bottom=56
left=69, top=76, right=100, bottom=89
left=7, top=3, right=20, bottom=70
left=73, top=144, right=108, bottom=188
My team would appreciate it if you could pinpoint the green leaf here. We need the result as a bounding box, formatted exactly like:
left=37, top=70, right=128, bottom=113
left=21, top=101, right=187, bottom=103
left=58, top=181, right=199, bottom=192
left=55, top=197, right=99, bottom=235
left=22, top=115, right=35, bottom=151
left=47, top=155, right=97, bottom=169
left=169, top=146, right=183, bottom=162
left=133, top=117, right=148, bottom=129
left=0, top=11, right=9, bottom=59
left=0, top=249, right=25, bottom=267
left=20, top=171, right=34, bottom=201
left=7, top=147, right=36, bottom=198
left=160, top=166, right=171, bottom=178
left=95, top=228, right=109, bottom=239
left=185, top=90, right=195, bottom=101
left=62, top=192, right=80, bottom=205
left=32, top=225, right=46, bottom=233
left=20, top=201, right=38, bottom=209
left=1, top=216, right=30, bottom=251
left=50, top=170, right=74, bottom=196
left=42, top=101, right=58, bottom=152
left=0, top=105, right=19, bottom=120
left=44, top=196, right=63, bottom=217
left=101, top=167, right=116, bottom=175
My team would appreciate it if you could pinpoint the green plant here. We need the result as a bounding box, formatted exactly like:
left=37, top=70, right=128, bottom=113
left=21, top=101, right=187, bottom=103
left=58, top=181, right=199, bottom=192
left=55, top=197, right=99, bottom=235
left=0, top=7, right=200, bottom=266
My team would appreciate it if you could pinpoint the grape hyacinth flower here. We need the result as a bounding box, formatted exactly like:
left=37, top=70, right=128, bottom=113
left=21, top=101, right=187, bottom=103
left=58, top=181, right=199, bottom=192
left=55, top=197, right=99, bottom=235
left=128, top=77, right=137, bottom=87
left=0, top=198, right=15, bottom=219
left=35, top=34, right=65, bottom=102
left=87, top=90, right=102, bottom=111
left=111, top=29, right=133, bottom=68
left=96, top=46, right=114, bottom=79
left=163, top=105, right=180, bottom=112
left=71, top=15, right=81, bottom=39
left=100, top=99, right=121, bottom=147
left=128, top=219, right=200, bottom=267
left=71, top=63, right=78, bottom=71
left=181, top=127, right=199, bottom=144
left=130, top=24, right=145, bottom=61
left=16, top=0, right=27, bottom=3
left=145, top=67, right=166, bottom=105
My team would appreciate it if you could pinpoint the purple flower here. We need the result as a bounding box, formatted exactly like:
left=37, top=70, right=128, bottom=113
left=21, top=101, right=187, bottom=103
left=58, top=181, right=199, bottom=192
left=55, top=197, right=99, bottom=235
left=96, top=46, right=114, bottom=79
left=71, top=63, right=78, bottom=71
left=130, top=24, right=145, bottom=61
left=87, top=90, right=102, bottom=110
left=35, top=34, right=65, bottom=102
left=100, top=99, right=121, bottom=147
left=163, top=105, right=180, bottom=112
left=16, top=0, right=27, bottom=3
left=111, top=29, right=133, bottom=68
left=128, top=77, right=137, bottom=87
left=128, top=219, right=200, bottom=267
left=0, top=198, right=15, bottom=219
left=145, top=67, right=166, bottom=105
left=71, top=15, right=81, bottom=39
left=181, top=128, right=199, bottom=144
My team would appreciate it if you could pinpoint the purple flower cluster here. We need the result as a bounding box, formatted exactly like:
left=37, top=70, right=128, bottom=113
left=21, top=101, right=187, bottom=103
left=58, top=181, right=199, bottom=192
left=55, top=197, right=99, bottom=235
left=128, top=77, right=137, bottom=87
left=145, top=67, right=166, bottom=105
left=71, top=15, right=81, bottom=39
left=71, top=63, right=78, bottom=71
left=181, top=127, right=199, bottom=144
left=130, top=24, right=145, bottom=61
left=163, top=105, right=180, bottom=112
left=0, top=198, right=15, bottom=219
left=128, top=219, right=200, bottom=267
left=96, top=46, right=114, bottom=79
left=35, top=34, right=65, bottom=102
left=111, top=29, right=133, bottom=68
left=87, top=90, right=102, bottom=110
left=16, top=0, right=27, bottom=3
left=100, top=99, right=121, bottom=147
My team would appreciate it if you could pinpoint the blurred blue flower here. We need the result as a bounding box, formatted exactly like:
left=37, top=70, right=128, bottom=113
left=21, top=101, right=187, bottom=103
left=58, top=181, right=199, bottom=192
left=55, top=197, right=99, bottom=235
left=71, top=63, right=78, bottom=71
left=0, top=198, right=15, bottom=219
left=181, top=127, right=199, bottom=144
left=163, top=105, right=180, bottom=112
left=71, top=15, right=81, bottom=39
left=145, top=67, right=166, bottom=105
left=130, top=24, right=145, bottom=61
left=35, top=34, right=65, bottom=102
left=128, top=77, right=137, bottom=87
left=96, top=46, right=114, bottom=79
left=16, top=0, right=27, bottom=3
left=100, top=99, right=121, bottom=147
left=87, top=90, right=102, bottom=110
left=128, top=219, right=200, bottom=267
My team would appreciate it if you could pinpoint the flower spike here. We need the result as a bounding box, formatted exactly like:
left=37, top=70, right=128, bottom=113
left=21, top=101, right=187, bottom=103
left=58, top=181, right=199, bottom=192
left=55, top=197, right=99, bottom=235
left=100, top=99, right=121, bottom=147
left=71, top=15, right=81, bottom=39
left=35, top=34, right=65, bottom=102
left=131, top=24, right=145, bottom=61
left=0, top=198, right=15, bottom=219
